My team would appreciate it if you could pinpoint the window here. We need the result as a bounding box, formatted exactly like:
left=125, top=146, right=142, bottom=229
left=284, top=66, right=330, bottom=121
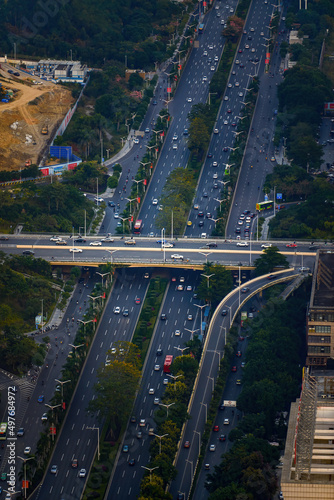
left=315, top=325, right=331, bottom=334
left=308, top=346, right=330, bottom=354
left=308, top=335, right=331, bottom=343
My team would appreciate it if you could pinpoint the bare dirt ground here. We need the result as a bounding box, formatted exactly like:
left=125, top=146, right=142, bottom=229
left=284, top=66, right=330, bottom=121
left=0, top=72, right=74, bottom=172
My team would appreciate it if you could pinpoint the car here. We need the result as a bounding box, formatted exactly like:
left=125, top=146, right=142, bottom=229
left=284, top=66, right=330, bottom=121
left=149, top=388, right=155, bottom=395
left=50, top=236, right=61, bottom=241
left=123, top=444, right=129, bottom=452
left=163, top=378, right=168, bottom=385
left=161, top=313, right=167, bottom=320
left=210, top=65, right=215, bottom=71
left=187, top=220, right=192, bottom=226
left=175, top=330, right=181, bottom=336
left=203, top=50, right=208, bottom=56
left=173, top=143, right=178, bottom=150
left=223, top=146, right=228, bottom=152
left=172, top=133, right=178, bottom=141
left=235, top=228, right=241, bottom=234
left=238, top=91, right=243, bottom=97
left=144, top=272, right=150, bottom=279
left=187, top=97, right=192, bottom=103
left=184, top=441, right=190, bottom=448
left=78, top=468, right=86, bottom=478
left=154, top=397, right=160, bottom=405
left=0, top=235, right=9, bottom=240
left=187, top=314, right=193, bottom=321
left=23, top=250, right=35, bottom=255
left=135, top=297, right=141, bottom=304
left=202, top=76, right=207, bottom=82
left=224, top=96, right=229, bottom=101
left=207, top=152, right=213, bottom=158
left=236, top=379, right=242, bottom=385
left=114, top=212, right=119, bottom=219
left=250, top=27, right=255, bottom=32
left=227, top=83, right=232, bottom=88
left=50, top=465, right=58, bottom=474
left=17, top=427, right=24, bottom=437
left=133, top=137, right=139, bottom=144
left=208, top=44, right=213, bottom=49
left=130, top=415, right=136, bottom=423
left=224, top=119, right=228, bottom=125
left=152, top=198, right=158, bottom=205
left=41, top=412, right=48, bottom=421
left=24, top=446, right=31, bottom=455
left=38, top=395, right=44, bottom=403
left=139, top=419, right=146, bottom=427
left=214, top=55, right=218, bottom=61
left=94, top=197, right=104, bottom=203
left=171, top=254, right=183, bottom=260
left=145, top=127, right=150, bottom=133
left=221, top=309, right=227, bottom=316
left=152, top=99, right=157, bottom=105
left=55, top=239, right=67, bottom=245
left=204, top=463, right=210, bottom=470
left=231, top=122, right=237, bottom=127
left=213, top=173, right=218, bottom=179
left=212, top=161, right=218, bottom=167
left=232, top=366, right=237, bottom=372
left=203, top=192, right=208, bottom=197
left=123, top=309, right=129, bottom=316
left=206, top=212, right=212, bottom=219
left=156, top=348, right=163, bottom=356
left=239, top=335, right=245, bottom=341
left=245, top=44, right=249, bottom=49
left=237, top=241, right=248, bottom=247
left=251, top=47, right=255, bottom=53
left=271, top=156, right=276, bottom=162
left=114, top=306, right=121, bottom=314
left=124, top=239, right=136, bottom=245
left=206, top=242, right=217, bottom=248
left=286, top=243, right=297, bottom=248
left=213, top=425, right=219, bottom=432
left=69, top=248, right=82, bottom=253
left=241, top=361, right=246, bottom=368
left=236, top=351, right=242, bottom=357
left=199, top=221, right=204, bottom=227
left=219, top=434, right=226, bottom=442
left=74, top=237, right=86, bottom=243
left=279, top=492, right=284, bottom=500
left=224, top=418, right=230, bottom=425
left=136, top=431, right=142, bottom=439
left=238, top=48, right=242, bottom=53
left=154, top=364, right=160, bottom=371
left=235, top=59, right=240, bottom=65
left=90, top=241, right=102, bottom=246
left=186, top=285, right=192, bottom=291
left=177, top=284, right=184, bottom=291
left=209, top=444, right=216, bottom=452
left=216, top=11, right=220, bottom=16
left=72, top=458, right=78, bottom=468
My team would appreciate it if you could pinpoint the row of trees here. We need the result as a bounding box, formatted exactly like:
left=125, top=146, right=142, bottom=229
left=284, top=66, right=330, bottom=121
left=206, top=285, right=309, bottom=499
left=265, top=166, right=334, bottom=240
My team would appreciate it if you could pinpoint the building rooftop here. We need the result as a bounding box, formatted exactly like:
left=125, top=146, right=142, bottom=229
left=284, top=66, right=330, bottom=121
left=310, top=250, right=334, bottom=310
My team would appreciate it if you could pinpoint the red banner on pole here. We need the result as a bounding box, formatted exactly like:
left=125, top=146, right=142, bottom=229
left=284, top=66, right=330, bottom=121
left=167, top=87, right=171, bottom=93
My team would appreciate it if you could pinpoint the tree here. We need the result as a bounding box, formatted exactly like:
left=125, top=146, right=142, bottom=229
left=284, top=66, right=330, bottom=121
left=254, top=246, right=288, bottom=276
left=196, top=264, right=233, bottom=306
left=88, top=341, right=141, bottom=425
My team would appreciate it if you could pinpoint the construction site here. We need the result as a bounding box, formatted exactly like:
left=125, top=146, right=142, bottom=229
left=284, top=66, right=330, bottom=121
left=0, top=67, right=74, bottom=172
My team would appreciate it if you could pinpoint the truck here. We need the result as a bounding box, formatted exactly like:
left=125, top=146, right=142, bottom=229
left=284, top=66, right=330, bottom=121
left=241, top=311, right=248, bottom=327
left=163, top=355, right=173, bottom=374
left=41, top=124, right=48, bottom=135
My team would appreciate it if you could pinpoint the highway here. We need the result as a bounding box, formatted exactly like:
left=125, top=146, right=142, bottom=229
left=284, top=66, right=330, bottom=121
left=30, top=269, right=149, bottom=500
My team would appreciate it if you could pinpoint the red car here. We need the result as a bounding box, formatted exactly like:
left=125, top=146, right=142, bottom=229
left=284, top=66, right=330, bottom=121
left=236, top=351, right=242, bottom=357
left=135, top=297, right=141, bottom=304
left=219, top=434, right=226, bottom=442
left=213, top=425, right=219, bottom=432
left=184, top=441, right=190, bottom=448
left=239, top=336, right=245, bottom=341
left=231, top=366, right=237, bottom=372
left=286, top=243, right=297, bottom=248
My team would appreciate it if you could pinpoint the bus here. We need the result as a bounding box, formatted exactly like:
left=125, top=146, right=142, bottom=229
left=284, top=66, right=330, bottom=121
left=241, top=311, right=248, bottom=327
left=256, top=200, right=274, bottom=211
left=163, top=355, right=173, bottom=374
left=0, top=422, right=7, bottom=440
left=199, top=23, right=204, bottom=33
left=133, top=219, right=142, bottom=234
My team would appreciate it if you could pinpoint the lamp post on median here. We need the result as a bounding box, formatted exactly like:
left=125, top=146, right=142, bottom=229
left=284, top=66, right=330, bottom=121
left=96, top=271, right=110, bottom=288
left=126, top=197, right=137, bottom=215
left=194, top=303, right=206, bottom=337
left=86, top=425, right=100, bottom=460
left=208, top=375, right=215, bottom=393
left=55, top=378, right=71, bottom=403
left=214, top=197, right=225, bottom=210
left=105, top=249, right=117, bottom=265
left=200, top=402, right=207, bottom=422
left=199, top=252, right=212, bottom=264
left=152, top=433, right=168, bottom=454
left=209, top=217, right=223, bottom=229
left=201, top=273, right=214, bottom=289
left=194, top=430, right=201, bottom=451
left=141, top=466, right=158, bottom=482
left=118, top=216, right=130, bottom=235
left=166, top=374, right=182, bottom=390
left=133, top=178, right=145, bottom=196
left=45, top=403, right=62, bottom=442
left=152, top=129, right=163, bottom=145
left=78, top=319, right=95, bottom=336
left=88, top=295, right=100, bottom=311
left=185, top=327, right=199, bottom=341
left=17, top=456, right=34, bottom=499
left=174, top=346, right=189, bottom=356
left=158, top=402, right=175, bottom=418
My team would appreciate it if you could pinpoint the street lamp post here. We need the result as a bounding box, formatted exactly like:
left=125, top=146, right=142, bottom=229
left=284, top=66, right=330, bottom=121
left=55, top=378, right=71, bottom=403
left=194, top=430, right=201, bottom=450
left=69, top=343, right=85, bottom=352
left=194, top=303, right=206, bottom=337
left=184, top=327, right=199, bottom=341
left=161, top=228, right=166, bottom=262
left=133, top=178, right=145, bottom=195
left=201, top=273, right=215, bottom=289
left=78, top=319, right=95, bottom=336
left=158, top=402, right=175, bottom=417
left=152, top=433, right=168, bottom=454
left=209, top=217, right=223, bottom=229
left=126, top=197, right=137, bottom=215
left=199, top=252, right=212, bottom=264
left=208, top=375, right=215, bottom=392
left=141, top=466, right=159, bottom=482
left=118, top=216, right=130, bottom=234
left=174, top=346, right=189, bottom=356
left=96, top=271, right=110, bottom=288
left=105, top=249, right=117, bottom=265
left=166, top=374, right=182, bottom=390
left=88, top=295, right=100, bottom=310
left=17, top=456, right=34, bottom=499
left=214, top=197, right=225, bottom=210
left=86, top=425, right=100, bottom=460
left=45, top=403, right=62, bottom=441
left=200, top=402, right=207, bottom=422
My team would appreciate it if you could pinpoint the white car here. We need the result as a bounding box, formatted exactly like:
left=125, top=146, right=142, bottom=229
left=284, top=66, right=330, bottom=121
left=154, top=397, right=160, bottom=405
left=41, top=413, right=48, bottom=421
left=163, top=378, right=168, bottom=385
left=224, top=120, right=228, bottom=125
left=149, top=388, right=155, bottom=395
left=78, top=469, right=86, bottom=478
left=171, top=254, right=183, bottom=260
left=175, top=330, right=181, bottom=336
left=202, top=76, right=207, bottom=82
left=187, top=97, right=192, bottom=103
left=203, top=50, right=208, bottom=56
left=210, top=65, right=215, bottom=71
left=152, top=199, right=158, bottom=205
left=114, top=306, right=121, bottom=314
left=100, top=237, right=114, bottom=242
left=50, top=236, right=61, bottom=242
left=208, top=44, right=213, bottom=49
left=235, top=82, right=240, bottom=87
left=261, top=243, right=272, bottom=248
left=214, top=55, right=218, bottom=61
left=163, top=242, right=174, bottom=248
left=214, top=128, right=219, bottom=134
left=237, top=241, right=249, bottom=247
left=224, top=418, right=230, bottom=425
left=24, top=446, right=31, bottom=455
left=69, top=248, right=82, bottom=253
left=173, top=134, right=178, bottom=140
left=209, top=444, right=216, bottom=451
left=133, top=138, right=139, bottom=144
left=90, top=241, right=102, bottom=246
left=224, top=96, right=229, bottom=101
left=238, top=92, right=243, bottom=97
left=227, top=83, right=232, bottom=88
left=213, top=173, right=218, bottom=179
left=94, top=197, right=104, bottom=203
left=154, top=365, right=160, bottom=371
left=173, top=143, right=178, bottom=150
